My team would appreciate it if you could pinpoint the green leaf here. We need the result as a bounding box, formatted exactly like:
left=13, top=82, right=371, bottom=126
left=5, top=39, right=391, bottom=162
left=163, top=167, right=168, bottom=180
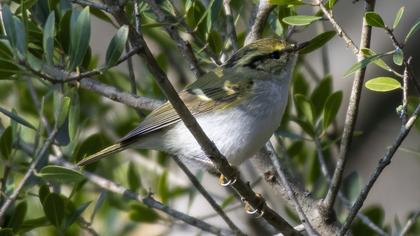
left=323, top=91, right=343, bottom=130
left=1, top=6, right=17, bottom=50
left=0, top=58, right=21, bottom=79
left=105, top=25, right=129, bottom=67
left=64, top=201, right=91, bottom=227
left=0, top=228, right=13, bottom=236
left=0, top=127, right=13, bottom=160
left=18, top=217, right=49, bottom=234
left=268, top=0, right=302, bottom=6
left=129, top=203, right=159, bottom=223
left=206, top=0, right=222, bottom=33
left=282, top=15, right=322, bottom=26
left=42, top=193, right=65, bottom=228
left=128, top=162, right=142, bottom=191
left=158, top=171, right=169, bottom=204
left=294, top=94, right=315, bottom=125
left=365, top=12, right=385, bottom=28
left=69, top=7, right=91, bottom=70
left=344, top=52, right=390, bottom=77
left=8, top=201, right=27, bottom=232
left=326, top=0, right=337, bottom=9
left=393, top=48, right=403, bottom=66
left=360, top=48, right=391, bottom=71
left=343, top=172, right=362, bottom=204
left=39, top=185, right=50, bottom=204
left=0, top=107, right=36, bottom=130
left=43, top=12, right=55, bottom=65
left=311, top=75, right=332, bottom=117
left=365, top=77, right=401, bottom=92
left=0, top=40, right=14, bottom=59
left=393, top=6, right=405, bottom=29
left=38, top=165, right=85, bottom=183
left=299, top=31, right=336, bottom=54
left=405, top=20, right=420, bottom=43
left=292, top=119, right=315, bottom=137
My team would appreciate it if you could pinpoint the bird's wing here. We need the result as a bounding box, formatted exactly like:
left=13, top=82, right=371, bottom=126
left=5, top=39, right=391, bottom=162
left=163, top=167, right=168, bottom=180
left=118, top=69, right=254, bottom=143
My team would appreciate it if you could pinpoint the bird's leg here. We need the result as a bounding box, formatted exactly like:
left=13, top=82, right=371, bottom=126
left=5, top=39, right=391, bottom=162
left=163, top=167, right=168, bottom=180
left=242, top=193, right=265, bottom=218
left=218, top=167, right=239, bottom=186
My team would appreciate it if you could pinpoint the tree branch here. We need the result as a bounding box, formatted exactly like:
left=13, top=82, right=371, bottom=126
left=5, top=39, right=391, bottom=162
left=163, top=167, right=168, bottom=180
left=339, top=104, right=420, bottom=235
left=244, top=0, right=275, bottom=45
left=323, top=0, right=376, bottom=216
left=223, top=0, right=239, bottom=51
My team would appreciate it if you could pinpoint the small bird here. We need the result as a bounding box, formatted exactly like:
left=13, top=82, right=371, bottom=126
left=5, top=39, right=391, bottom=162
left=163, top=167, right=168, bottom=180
left=77, top=38, right=306, bottom=172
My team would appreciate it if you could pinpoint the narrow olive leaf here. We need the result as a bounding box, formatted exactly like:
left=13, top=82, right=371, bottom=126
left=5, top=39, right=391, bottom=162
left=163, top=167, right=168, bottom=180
left=38, top=165, right=85, bottom=183
left=105, top=25, right=129, bottom=67
left=127, top=162, right=142, bottom=191
left=8, top=201, right=27, bottom=232
left=158, top=171, right=169, bottom=204
left=326, top=0, right=337, bottom=9
left=58, top=96, right=71, bottom=128
left=39, top=185, right=50, bottom=205
left=311, top=75, right=332, bottom=117
left=43, top=12, right=55, bottom=65
left=0, top=40, right=14, bottom=59
left=206, top=0, right=222, bottom=33
left=12, top=16, right=27, bottom=59
left=294, top=94, right=315, bottom=125
left=2, top=6, right=17, bottom=49
left=282, top=15, right=322, bottom=26
left=42, top=193, right=65, bottom=228
left=0, top=106, right=36, bottom=130
left=69, top=7, right=91, bottom=70
left=365, top=12, right=385, bottom=28
left=343, top=52, right=390, bottom=77
left=323, top=91, right=343, bottom=130
left=0, top=127, right=13, bottom=160
left=393, top=48, right=403, bottom=66
left=299, top=31, right=336, bottom=54
left=365, top=77, right=401, bottom=92
left=268, top=0, right=302, bottom=5
left=129, top=203, right=159, bottom=223
left=404, top=20, right=420, bottom=43
left=393, top=6, right=405, bottom=29
left=360, top=48, right=391, bottom=71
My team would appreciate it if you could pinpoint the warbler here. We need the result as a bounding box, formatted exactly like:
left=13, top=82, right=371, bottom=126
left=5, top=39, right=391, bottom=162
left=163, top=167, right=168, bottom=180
left=77, top=38, right=306, bottom=170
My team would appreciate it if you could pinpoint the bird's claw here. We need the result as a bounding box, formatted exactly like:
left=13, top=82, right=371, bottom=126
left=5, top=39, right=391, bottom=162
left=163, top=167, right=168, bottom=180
left=242, top=193, right=265, bottom=218
left=219, top=174, right=237, bottom=186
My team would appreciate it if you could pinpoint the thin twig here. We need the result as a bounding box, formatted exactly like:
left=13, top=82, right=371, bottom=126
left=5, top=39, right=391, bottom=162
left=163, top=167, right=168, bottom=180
left=323, top=0, right=376, bottom=216
left=49, top=157, right=233, bottom=236
left=145, top=0, right=204, bottom=78
left=244, top=0, right=275, bottom=45
left=111, top=9, right=298, bottom=235
left=223, top=0, right=239, bottom=51
left=399, top=209, right=420, bottom=236
left=0, top=129, right=58, bottom=220
left=172, top=156, right=245, bottom=236
left=126, top=44, right=137, bottom=95
left=314, top=137, right=389, bottom=236
left=339, top=104, right=420, bottom=235
left=402, top=64, right=409, bottom=124
left=266, top=142, right=319, bottom=236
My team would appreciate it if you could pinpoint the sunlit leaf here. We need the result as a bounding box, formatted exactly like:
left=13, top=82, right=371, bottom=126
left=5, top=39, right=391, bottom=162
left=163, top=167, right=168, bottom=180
left=405, top=20, right=420, bottom=43
left=365, top=77, right=401, bottom=92
left=282, top=15, right=322, bottom=26
left=393, top=6, right=405, bottom=29
left=360, top=48, right=391, bottom=71
left=393, top=48, right=403, bottom=66
left=344, top=52, right=390, bottom=77
left=365, top=12, right=385, bottom=28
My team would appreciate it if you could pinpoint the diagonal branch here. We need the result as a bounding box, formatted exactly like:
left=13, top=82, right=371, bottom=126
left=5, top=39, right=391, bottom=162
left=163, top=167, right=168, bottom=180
left=244, top=0, right=275, bottom=45
left=322, top=0, right=376, bottom=216
left=223, top=0, right=239, bottom=51
left=339, top=104, right=420, bottom=235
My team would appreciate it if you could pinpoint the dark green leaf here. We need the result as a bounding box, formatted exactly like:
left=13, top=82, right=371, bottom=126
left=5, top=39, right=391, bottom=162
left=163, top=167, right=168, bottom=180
left=323, top=91, right=342, bottom=130
left=282, top=15, right=322, bottom=26
left=0, top=107, right=36, bottom=130
left=269, top=0, right=302, bottom=5
left=0, top=40, right=14, bottom=59
left=311, top=75, right=332, bottom=117
left=343, top=172, right=362, bottom=204
left=0, top=127, right=13, bottom=160
left=0, top=228, right=13, bottom=236
left=0, top=58, right=21, bottom=79
left=38, top=165, right=85, bottom=183
left=43, top=12, right=55, bottom=65
left=64, top=201, right=91, bottom=227
left=393, top=48, right=403, bottom=66
left=365, top=12, right=385, bottom=28
left=69, top=7, right=91, bottom=70
left=105, top=25, right=129, bottom=67
left=2, top=6, right=17, bottom=50
left=42, top=193, right=65, bottom=228
left=292, top=119, right=315, bottom=137
left=405, top=20, right=420, bottom=43
left=365, top=77, right=401, bottom=92
left=352, top=206, right=384, bottom=236
left=158, top=171, right=169, bottom=204
left=8, top=201, right=27, bottom=232
left=294, top=94, right=315, bottom=124
left=129, top=203, right=159, bottom=223
left=393, top=6, right=405, bottom=29
left=18, top=217, right=49, bottom=234
left=206, top=0, right=222, bottom=33
left=360, top=48, right=391, bottom=71
left=299, top=31, right=336, bottom=54
left=326, top=0, right=337, bottom=9
left=344, top=52, right=390, bottom=77
left=39, top=185, right=50, bottom=204
left=68, top=92, right=80, bottom=141
left=128, top=162, right=141, bottom=191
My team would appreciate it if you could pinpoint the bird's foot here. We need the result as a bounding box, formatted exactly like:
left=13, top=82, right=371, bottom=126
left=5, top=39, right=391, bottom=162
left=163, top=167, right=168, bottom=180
left=218, top=168, right=239, bottom=186
left=242, top=193, right=265, bottom=218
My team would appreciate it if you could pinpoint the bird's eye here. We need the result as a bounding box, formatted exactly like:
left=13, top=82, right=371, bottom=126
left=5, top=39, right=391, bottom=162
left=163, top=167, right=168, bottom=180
left=271, top=51, right=281, bottom=59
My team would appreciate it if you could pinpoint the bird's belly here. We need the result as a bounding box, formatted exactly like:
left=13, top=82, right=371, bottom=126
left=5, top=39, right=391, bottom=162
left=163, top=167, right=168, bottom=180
left=161, top=91, right=287, bottom=168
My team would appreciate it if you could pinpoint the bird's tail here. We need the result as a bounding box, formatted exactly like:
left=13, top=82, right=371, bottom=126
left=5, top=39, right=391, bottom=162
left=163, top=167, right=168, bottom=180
left=77, top=142, right=128, bottom=166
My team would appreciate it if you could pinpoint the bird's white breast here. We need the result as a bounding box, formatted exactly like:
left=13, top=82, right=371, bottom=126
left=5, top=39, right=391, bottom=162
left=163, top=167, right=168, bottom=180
left=160, top=78, right=290, bottom=168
